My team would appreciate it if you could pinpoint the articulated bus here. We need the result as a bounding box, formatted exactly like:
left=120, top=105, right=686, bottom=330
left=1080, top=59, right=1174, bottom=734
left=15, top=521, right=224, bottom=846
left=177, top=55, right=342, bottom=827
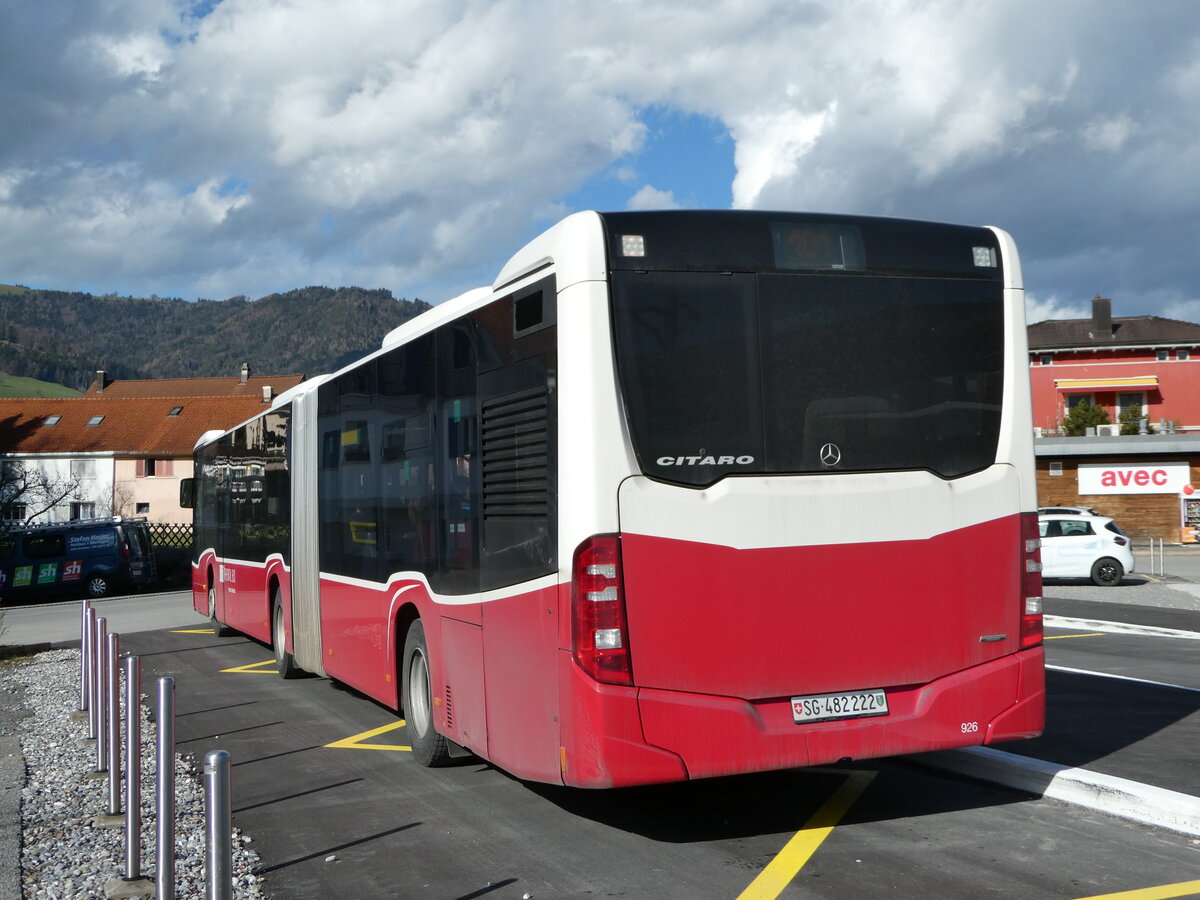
left=185, top=210, right=1045, bottom=788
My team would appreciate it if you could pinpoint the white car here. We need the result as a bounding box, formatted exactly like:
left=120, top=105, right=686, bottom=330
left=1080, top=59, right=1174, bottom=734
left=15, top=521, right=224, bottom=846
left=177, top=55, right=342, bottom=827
left=1038, top=514, right=1135, bottom=587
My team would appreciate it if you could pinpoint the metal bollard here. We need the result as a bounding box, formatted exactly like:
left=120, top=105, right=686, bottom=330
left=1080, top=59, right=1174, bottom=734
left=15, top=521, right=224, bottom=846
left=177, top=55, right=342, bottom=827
left=204, top=750, right=233, bottom=900
left=85, top=607, right=98, bottom=739
left=124, top=655, right=143, bottom=880
left=156, top=677, right=176, bottom=900
left=106, top=632, right=121, bottom=815
left=78, top=599, right=91, bottom=712
left=95, top=616, right=109, bottom=772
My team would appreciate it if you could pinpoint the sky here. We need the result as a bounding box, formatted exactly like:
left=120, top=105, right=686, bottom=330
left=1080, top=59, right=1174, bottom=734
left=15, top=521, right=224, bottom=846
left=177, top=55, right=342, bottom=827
left=1, top=0, right=1198, bottom=325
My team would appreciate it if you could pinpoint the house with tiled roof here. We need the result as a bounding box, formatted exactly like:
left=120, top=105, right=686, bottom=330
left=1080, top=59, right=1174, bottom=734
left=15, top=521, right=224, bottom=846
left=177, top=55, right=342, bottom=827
left=1028, top=294, right=1200, bottom=435
left=0, top=366, right=303, bottom=524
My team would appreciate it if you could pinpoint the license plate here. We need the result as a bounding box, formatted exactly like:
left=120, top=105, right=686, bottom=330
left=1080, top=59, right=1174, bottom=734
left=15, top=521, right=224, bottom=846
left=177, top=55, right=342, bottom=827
left=791, top=689, right=889, bottom=724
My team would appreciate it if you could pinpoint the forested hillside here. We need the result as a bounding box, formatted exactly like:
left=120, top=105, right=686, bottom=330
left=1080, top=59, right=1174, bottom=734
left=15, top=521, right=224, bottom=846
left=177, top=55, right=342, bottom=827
left=0, top=285, right=431, bottom=390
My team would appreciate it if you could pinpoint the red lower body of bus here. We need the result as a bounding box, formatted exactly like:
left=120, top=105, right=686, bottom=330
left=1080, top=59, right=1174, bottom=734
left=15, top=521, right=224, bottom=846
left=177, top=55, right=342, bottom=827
left=191, top=525, right=1045, bottom=789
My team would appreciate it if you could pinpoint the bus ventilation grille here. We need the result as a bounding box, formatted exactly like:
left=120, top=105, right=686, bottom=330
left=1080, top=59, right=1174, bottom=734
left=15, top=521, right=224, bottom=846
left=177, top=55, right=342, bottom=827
left=481, top=387, right=549, bottom=519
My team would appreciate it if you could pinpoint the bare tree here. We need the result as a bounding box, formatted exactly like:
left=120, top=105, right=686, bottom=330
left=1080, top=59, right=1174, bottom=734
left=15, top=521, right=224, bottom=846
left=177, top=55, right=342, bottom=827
left=101, top=481, right=136, bottom=519
left=0, top=460, right=84, bottom=523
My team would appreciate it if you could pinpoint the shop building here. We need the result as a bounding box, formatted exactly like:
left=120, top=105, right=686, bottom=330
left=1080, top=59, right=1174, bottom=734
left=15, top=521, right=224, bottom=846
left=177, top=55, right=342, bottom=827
left=1036, top=434, right=1200, bottom=544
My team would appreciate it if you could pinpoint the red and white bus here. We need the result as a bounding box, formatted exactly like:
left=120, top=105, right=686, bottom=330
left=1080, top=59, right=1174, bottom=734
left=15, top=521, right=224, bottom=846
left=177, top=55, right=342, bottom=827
left=186, top=210, right=1044, bottom=788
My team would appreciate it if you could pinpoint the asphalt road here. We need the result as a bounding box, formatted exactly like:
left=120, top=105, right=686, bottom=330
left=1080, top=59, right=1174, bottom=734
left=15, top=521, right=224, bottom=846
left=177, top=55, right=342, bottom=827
left=105, top=622, right=1198, bottom=900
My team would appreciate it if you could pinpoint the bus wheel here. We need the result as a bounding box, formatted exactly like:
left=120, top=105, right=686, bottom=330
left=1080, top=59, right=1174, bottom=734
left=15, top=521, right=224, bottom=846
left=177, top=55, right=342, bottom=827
left=208, top=586, right=234, bottom=637
left=1091, top=557, right=1123, bottom=587
left=85, top=574, right=109, bottom=598
left=401, top=620, right=451, bottom=767
left=272, top=590, right=301, bottom=679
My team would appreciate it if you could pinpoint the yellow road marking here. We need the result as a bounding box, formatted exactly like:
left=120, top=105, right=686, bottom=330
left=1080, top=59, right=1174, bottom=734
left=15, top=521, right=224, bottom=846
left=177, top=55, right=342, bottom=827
left=171, top=628, right=215, bottom=634
left=220, top=659, right=278, bottom=674
left=325, top=720, right=412, bottom=752
left=1045, top=632, right=1106, bottom=640
left=1073, top=879, right=1200, bottom=900
left=736, top=770, right=876, bottom=900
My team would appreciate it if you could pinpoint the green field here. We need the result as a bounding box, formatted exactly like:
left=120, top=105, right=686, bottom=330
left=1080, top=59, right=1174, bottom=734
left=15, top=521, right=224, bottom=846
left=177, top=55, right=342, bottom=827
left=0, top=373, right=80, bottom=398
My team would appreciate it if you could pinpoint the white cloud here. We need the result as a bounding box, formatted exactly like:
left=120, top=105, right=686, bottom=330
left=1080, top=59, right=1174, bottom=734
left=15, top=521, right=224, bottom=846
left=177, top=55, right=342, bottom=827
left=1082, top=114, right=1136, bottom=153
left=1025, top=294, right=1089, bottom=324
left=0, top=0, right=1199, bottom=316
left=626, top=185, right=680, bottom=210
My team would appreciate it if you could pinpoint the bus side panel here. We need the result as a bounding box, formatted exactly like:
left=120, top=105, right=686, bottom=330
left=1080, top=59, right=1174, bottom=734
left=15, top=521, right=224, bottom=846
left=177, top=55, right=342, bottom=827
left=441, top=617, right=488, bottom=755
left=479, top=583, right=561, bottom=784
left=320, top=576, right=395, bottom=702
left=223, top=559, right=271, bottom=643
left=191, top=551, right=217, bottom=616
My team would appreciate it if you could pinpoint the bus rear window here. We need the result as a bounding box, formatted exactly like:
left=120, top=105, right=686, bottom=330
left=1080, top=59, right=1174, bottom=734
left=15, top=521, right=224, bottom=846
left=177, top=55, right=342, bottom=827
left=610, top=270, right=1004, bottom=486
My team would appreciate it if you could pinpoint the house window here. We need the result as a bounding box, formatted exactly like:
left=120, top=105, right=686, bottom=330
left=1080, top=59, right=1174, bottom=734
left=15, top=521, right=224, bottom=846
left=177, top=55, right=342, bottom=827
left=2, top=503, right=26, bottom=521
left=168, top=406, right=184, bottom=416
left=1064, top=394, right=1093, bottom=417
left=1049, top=462, right=1063, bottom=476
left=86, top=415, right=105, bottom=426
left=1179, top=349, right=1190, bottom=361
left=70, top=502, right=96, bottom=520
left=43, top=415, right=60, bottom=426
left=137, top=459, right=175, bottom=478
left=1118, top=392, right=1145, bottom=420
left=70, top=459, right=96, bottom=480
left=136, top=502, right=150, bottom=514
left=1039, top=355, right=1052, bottom=366
left=1157, top=349, right=1169, bottom=361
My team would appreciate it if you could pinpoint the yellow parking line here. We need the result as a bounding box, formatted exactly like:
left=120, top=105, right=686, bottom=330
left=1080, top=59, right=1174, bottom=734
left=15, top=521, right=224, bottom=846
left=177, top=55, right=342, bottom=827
left=220, top=659, right=277, bottom=674
left=1045, top=632, right=1105, bottom=640
left=171, top=628, right=215, bottom=634
left=1073, top=879, right=1200, bottom=900
left=736, top=770, right=875, bottom=900
left=325, top=720, right=412, bottom=752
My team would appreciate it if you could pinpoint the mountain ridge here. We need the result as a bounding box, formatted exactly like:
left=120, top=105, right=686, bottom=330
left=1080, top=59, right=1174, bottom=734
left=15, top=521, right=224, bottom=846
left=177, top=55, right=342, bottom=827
left=0, top=284, right=432, bottom=391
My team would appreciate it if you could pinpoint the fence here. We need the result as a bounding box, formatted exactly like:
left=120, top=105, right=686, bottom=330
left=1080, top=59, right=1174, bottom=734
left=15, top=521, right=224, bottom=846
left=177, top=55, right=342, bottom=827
left=148, top=521, right=193, bottom=549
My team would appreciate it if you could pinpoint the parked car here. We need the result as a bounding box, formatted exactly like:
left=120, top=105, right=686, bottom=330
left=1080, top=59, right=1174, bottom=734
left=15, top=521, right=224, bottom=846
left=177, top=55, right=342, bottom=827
left=1038, top=514, right=1134, bottom=587
left=1038, top=506, right=1100, bottom=516
left=0, top=516, right=156, bottom=601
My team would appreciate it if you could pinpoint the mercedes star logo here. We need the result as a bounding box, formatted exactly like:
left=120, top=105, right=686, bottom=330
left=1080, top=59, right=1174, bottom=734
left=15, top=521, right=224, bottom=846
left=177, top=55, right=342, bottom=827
left=819, top=443, right=842, bottom=467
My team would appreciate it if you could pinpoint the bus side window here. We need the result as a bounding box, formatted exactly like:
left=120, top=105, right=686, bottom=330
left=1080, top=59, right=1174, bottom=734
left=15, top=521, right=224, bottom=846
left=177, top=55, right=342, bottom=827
left=436, top=322, right=480, bottom=593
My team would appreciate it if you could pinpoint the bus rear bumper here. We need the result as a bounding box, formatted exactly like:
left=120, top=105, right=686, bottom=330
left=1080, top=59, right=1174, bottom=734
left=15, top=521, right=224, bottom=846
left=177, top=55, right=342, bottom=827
left=632, top=648, right=1045, bottom=782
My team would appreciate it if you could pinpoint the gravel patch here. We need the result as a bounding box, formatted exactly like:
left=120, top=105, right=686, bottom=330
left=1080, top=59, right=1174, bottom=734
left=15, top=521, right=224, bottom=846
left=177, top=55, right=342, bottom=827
left=1, top=649, right=265, bottom=899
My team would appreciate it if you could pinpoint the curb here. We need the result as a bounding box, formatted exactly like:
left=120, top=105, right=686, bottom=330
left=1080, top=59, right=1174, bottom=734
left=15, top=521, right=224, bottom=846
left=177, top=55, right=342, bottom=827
left=912, top=746, right=1200, bottom=837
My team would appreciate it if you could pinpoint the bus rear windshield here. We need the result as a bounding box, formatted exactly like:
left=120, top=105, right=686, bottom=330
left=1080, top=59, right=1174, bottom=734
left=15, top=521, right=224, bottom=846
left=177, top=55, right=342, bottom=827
left=611, top=270, right=1004, bottom=487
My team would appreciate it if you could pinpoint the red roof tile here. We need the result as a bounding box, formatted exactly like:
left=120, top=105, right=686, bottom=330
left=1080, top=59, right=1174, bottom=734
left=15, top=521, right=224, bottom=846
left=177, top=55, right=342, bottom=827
left=0, top=396, right=274, bottom=457
left=1028, top=315, right=1200, bottom=349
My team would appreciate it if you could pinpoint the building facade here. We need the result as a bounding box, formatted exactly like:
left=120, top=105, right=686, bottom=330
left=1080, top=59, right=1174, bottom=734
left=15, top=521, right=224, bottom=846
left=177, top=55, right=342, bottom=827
left=0, top=369, right=302, bottom=524
left=1028, top=295, right=1200, bottom=435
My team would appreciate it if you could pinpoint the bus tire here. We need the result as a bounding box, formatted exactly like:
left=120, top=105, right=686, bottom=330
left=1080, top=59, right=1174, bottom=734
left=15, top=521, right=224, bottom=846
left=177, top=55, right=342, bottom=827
left=401, top=619, right=452, bottom=767
left=272, top=589, right=301, bottom=679
left=208, top=585, right=235, bottom=637
left=1091, top=557, right=1123, bottom=587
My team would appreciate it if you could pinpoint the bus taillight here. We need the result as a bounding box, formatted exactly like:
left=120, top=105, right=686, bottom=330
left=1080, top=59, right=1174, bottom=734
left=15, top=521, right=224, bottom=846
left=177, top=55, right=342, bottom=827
left=571, top=535, right=633, bottom=686
left=1020, top=512, right=1043, bottom=648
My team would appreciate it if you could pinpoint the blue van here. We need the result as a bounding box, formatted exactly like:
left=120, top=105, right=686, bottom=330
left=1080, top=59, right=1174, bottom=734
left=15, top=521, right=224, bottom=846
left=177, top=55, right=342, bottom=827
left=0, top=517, right=157, bottom=601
